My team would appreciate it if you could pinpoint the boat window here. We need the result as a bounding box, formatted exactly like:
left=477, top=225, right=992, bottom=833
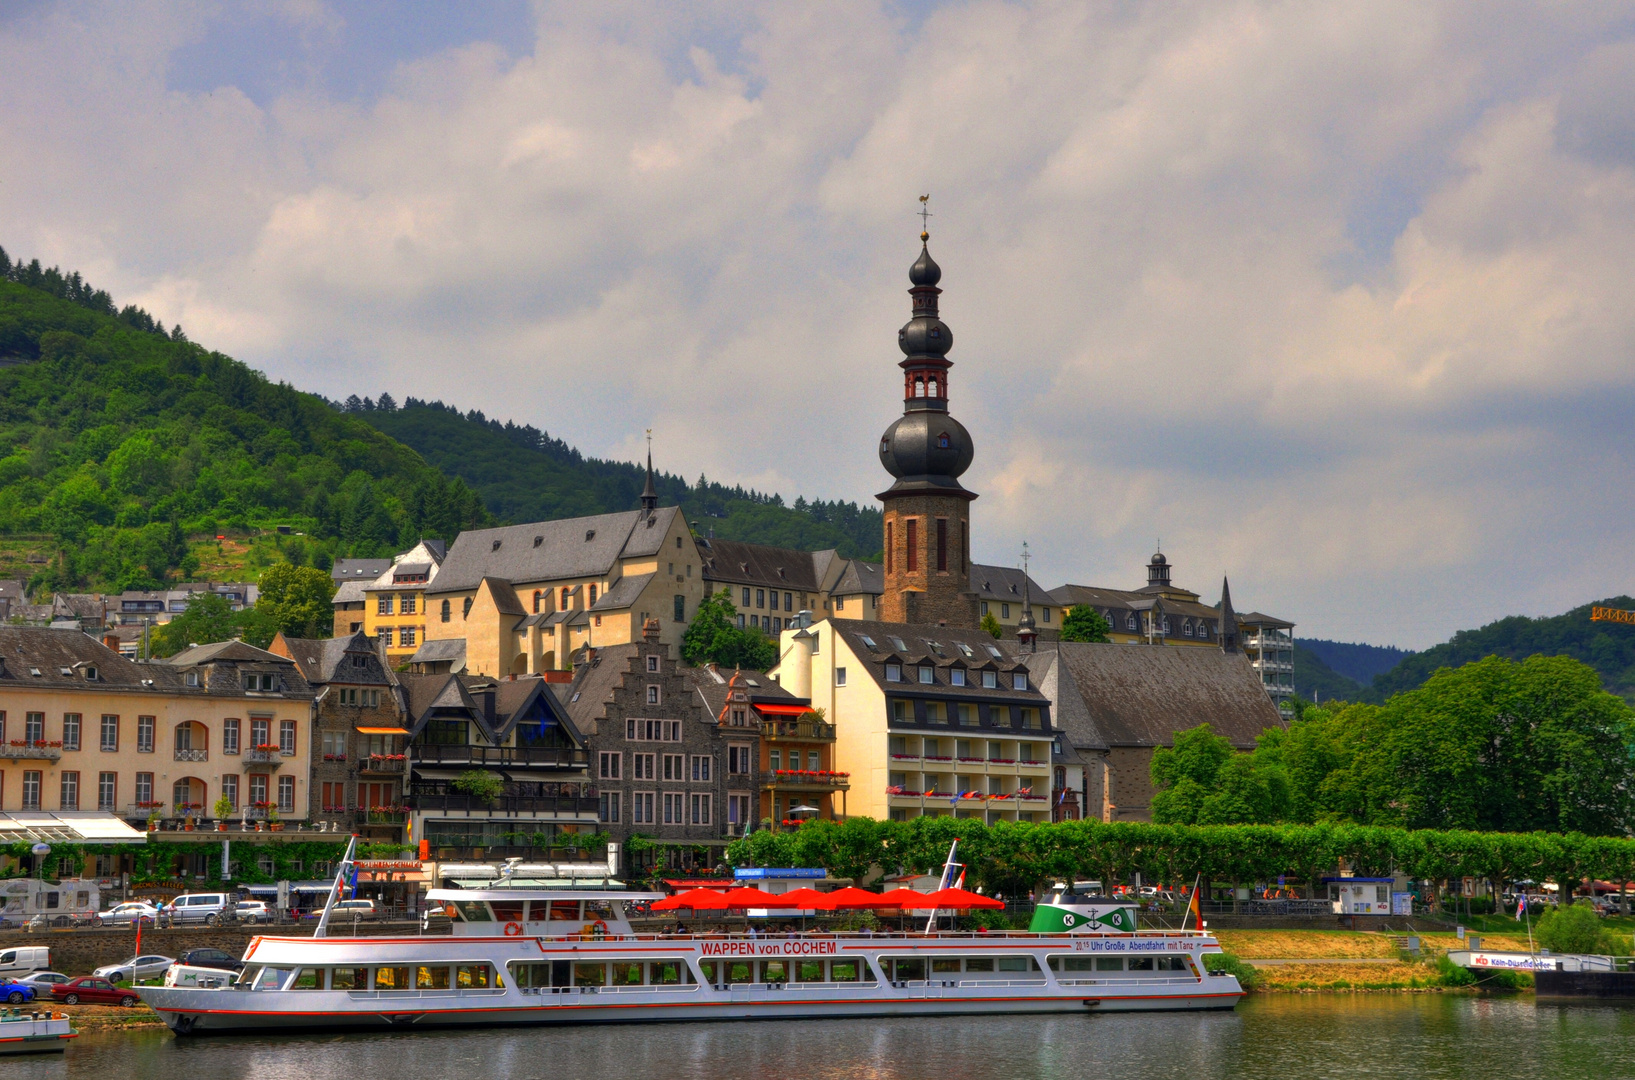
left=1157, top=956, right=1189, bottom=972
left=417, top=966, right=451, bottom=990
left=831, top=960, right=873, bottom=982
left=508, top=962, right=553, bottom=989
left=489, top=901, right=524, bottom=923
left=1047, top=956, right=1096, bottom=972
left=698, top=960, right=720, bottom=985
left=725, top=961, right=755, bottom=985
left=255, top=967, right=290, bottom=991
left=453, top=901, right=492, bottom=922
left=997, top=957, right=1039, bottom=972
left=1126, top=957, right=1154, bottom=971
left=573, top=963, right=606, bottom=987
left=795, top=960, right=824, bottom=983
left=1096, top=957, right=1123, bottom=971
left=931, top=958, right=961, bottom=974
left=549, top=900, right=582, bottom=922
left=291, top=968, right=325, bottom=989
left=585, top=899, right=615, bottom=921
left=650, top=961, right=689, bottom=985
left=456, top=964, right=495, bottom=988
left=963, top=958, right=994, bottom=972
left=235, top=965, right=260, bottom=986
left=758, top=961, right=788, bottom=984
left=610, top=962, right=644, bottom=986
left=373, top=966, right=412, bottom=990
left=331, top=967, right=367, bottom=990
left=890, top=958, right=925, bottom=981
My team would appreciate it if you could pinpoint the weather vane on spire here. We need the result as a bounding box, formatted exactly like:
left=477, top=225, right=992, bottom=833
left=1020, top=539, right=1030, bottom=576
left=918, top=194, right=932, bottom=241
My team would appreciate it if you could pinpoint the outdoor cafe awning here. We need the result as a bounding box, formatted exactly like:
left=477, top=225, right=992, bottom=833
left=0, top=811, right=147, bottom=846
left=355, top=726, right=410, bottom=735
left=754, top=704, right=810, bottom=716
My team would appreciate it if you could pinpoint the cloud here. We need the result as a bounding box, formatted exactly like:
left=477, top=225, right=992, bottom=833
left=2, top=0, right=1633, bottom=648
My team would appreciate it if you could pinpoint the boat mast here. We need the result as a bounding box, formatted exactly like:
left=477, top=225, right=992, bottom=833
left=313, top=834, right=359, bottom=939
left=925, top=839, right=961, bottom=934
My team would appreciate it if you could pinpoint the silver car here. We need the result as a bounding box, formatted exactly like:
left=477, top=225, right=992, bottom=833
left=95, top=902, right=159, bottom=927
left=16, top=971, right=70, bottom=991
left=94, top=954, right=175, bottom=984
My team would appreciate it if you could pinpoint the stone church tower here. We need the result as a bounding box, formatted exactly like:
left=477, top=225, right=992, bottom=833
left=876, top=229, right=980, bottom=628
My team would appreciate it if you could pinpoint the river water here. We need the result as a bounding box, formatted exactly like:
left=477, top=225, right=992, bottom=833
left=15, top=996, right=1635, bottom=1079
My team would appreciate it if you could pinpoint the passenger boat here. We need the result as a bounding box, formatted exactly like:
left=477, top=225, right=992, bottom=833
left=0, top=1009, right=76, bottom=1055
left=136, top=842, right=1244, bottom=1035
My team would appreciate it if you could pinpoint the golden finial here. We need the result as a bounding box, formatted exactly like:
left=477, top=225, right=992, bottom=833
left=918, top=194, right=932, bottom=242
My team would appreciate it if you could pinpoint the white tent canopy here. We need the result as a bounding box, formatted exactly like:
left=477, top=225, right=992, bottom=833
left=0, top=811, right=148, bottom=845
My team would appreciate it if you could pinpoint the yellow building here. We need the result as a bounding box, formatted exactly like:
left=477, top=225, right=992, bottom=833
left=774, top=619, right=1054, bottom=823
left=1049, top=551, right=1239, bottom=647
left=0, top=629, right=313, bottom=825
left=355, top=539, right=447, bottom=666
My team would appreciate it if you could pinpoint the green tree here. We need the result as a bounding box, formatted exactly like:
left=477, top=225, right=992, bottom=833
left=980, top=612, right=1003, bottom=639
left=254, top=563, right=336, bottom=640
left=681, top=589, right=777, bottom=671
left=150, top=591, right=237, bottom=656
left=1152, top=724, right=1290, bottom=825
left=1536, top=900, right=1612, bottom=955
left=1059, top=604, right=1111, bottom=643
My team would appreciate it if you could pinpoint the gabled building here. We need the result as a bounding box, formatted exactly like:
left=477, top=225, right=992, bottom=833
left=423, top=463, right=707, bottom=677
left=267, top=631, right=406, bottom=840
left=557, top=622, right=760, bottom=870
left=1023, top=641, right=1285, bottom=823
left=398, top=671, right=595, bottom=859
left=696, top=537, right=836, bottom=636
left=357, top=539, right=448, bottom=664
left=969, top=563, right=1056, bottom=637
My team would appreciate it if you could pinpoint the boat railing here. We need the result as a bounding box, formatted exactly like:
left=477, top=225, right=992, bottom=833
left=1053, top=976, right=1202, bottom=987
left=345, top=988, right=509, bottom=1001
left=511, top=929, right=1212, bottom=943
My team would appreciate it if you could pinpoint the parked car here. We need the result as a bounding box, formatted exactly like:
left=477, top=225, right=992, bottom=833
left=94, top=954, right=176, bottom=984
left=232, top=900, right=271, bottom=924
left=0, top=946, right=50, bottom=979
left=177, top=948, right=243, bottom=973
left=95, top=902, right=159, bottom=927
left=51, top=976, right=139, bottom=1008
left=24, top=912, right=96, bottom=931
left=1, top=980, right=37, bottom=1005
left=332, top=899, right=379, bottom=920
left=16, top=971, right=70, bottom=991
left=158, top=892, right=230, bottom=928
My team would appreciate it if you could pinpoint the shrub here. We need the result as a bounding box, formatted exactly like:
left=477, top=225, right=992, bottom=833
left=1537, top=900, right=1606, bottom=955
left=452, top=770, right=506, bottom=802
left=1435, top=955, right=1477, bottom=987
left=1202, top=951, right=1261, bottom=990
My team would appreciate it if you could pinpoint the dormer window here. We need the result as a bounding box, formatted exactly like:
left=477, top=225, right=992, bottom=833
left=982, top=670, right=997, bottom=689
left=884, top=664, right=902, bottom=683
left=185, top=672, right=200, bottom=687
left=951, top=669, right=967, bottom=687
left=84, top=666, right=97, bottom=680
left=60, top=667, right=72, bottom=676
left=492, top=539, right=502, bottom=551
left=1012, top=673, right=1028, bottom=691
left=918, top=666, right=934, bottom=684
left=585, top=530, right=596, bottom=542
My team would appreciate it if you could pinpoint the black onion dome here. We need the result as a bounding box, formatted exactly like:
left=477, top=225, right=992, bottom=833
left=898, top=315, right=953, bottom=357
left=878, top=411, right=974, bottom=484
left=1150, top=552, right=1167, bottom=566
left=909, top=244, right=942, bottom=286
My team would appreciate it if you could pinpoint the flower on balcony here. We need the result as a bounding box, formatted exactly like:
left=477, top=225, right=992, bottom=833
left=324, top=753, right=347, bottom=761
left=254, top=744, right=279, bottom=752
left=136, top=799, right=165, bottom=808
left=252, top=800, right=273, bottom=809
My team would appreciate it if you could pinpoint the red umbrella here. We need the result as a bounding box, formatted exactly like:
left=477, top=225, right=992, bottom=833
left=777, top=887, right=836, bottom=910
left=649, top=888, right=732, bottom=911
left=922, top=887, right=1004, bottom=910
left=823, top=887, right=896, bottom=909
left=722, top=886, right=799, bottom=908
left=878, top=888, right=935, bottom=908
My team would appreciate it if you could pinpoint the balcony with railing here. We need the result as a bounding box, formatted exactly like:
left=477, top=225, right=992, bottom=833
left=411, top=744, right=589, bottom=769
left=362, top=754, right=407, bottom=774
left=355, top=807, right=410, bottom=827
left=5, top=741, right=63, bottom=761
left=760, top=717, right=837, bottom=742
left=764, top=769, right=851, bottom=790
left=174, top=747, right=208, bottom=762
left=408, top=792, right=600, bottom=817
left=243, top=747, right=284, bottom=769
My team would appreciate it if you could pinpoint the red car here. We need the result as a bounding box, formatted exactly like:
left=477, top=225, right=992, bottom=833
left=51, top=976, right=140, bottom=1008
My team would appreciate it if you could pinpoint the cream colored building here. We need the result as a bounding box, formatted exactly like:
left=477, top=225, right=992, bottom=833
left=0, top=629, right=313, bottom=824
left=774, top=618, right=1055, bottom=823
left=358, top=539, right=447, bottom=665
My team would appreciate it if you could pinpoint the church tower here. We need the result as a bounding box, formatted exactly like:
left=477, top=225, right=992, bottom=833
left=877, top=220, right=979, bottom=627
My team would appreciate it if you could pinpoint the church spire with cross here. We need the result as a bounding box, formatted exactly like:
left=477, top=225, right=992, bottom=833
left=877, top=195, right=980, bottom=627
left=640, top=428, right=658, bottom=515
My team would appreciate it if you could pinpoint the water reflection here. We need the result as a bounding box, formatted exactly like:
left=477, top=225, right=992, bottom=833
left=13, top=997, right=1635, bottom=1080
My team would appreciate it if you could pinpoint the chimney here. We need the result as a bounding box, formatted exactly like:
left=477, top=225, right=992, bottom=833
left=642, top=618, right=661, bottom=643
left=103, top=633, right=121, bottom=652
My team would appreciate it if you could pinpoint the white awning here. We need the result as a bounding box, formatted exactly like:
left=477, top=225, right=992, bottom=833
left=0, top=811, right=148, bottom=845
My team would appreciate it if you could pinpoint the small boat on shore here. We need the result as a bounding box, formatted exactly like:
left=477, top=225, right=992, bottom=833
left=0, top=1008, right=77, bottom=1055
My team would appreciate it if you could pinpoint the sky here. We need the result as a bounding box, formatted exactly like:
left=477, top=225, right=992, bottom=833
left=3, top=0, right=1634, bottom=650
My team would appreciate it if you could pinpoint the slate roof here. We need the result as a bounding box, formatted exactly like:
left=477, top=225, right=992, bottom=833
left=0, top=627, right=176, bottom=690
left=591, top=572, right=655, bottom=611
left=554, top=643, right=643, bottom=738
left=333, top=580, right=369, bottom=605
left=681, top=663, right=802, bottom=722
left=272, top=631, right=393, bottom=686
left=968, top=564, right=1051, bottom=605
left=1033, top=641, right=1283, bottom=750
left=427, top=507, right=683, bottom=595
left=1020, top=649, right=1107, bottom=752
left=165, top=640, right=292, bottom=666
left=832, top=559, right=884, bottom=597
left=1048, top=583, right=1227, bottom=626
left=482, top=577, right=528, bottom=616
left=333, top=558, right=393, bottom=583
left=698, top=538, right=822, bottom=591
left=828, top=620, right=1050, bottom=706
left=0, top=580, right=28, bottom=602
left=408, top=638, right=467, bottom=666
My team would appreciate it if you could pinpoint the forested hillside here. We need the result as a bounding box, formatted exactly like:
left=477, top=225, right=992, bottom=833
left=359, top=398, right=884, bottom=558
left=1363, top=597, right=1635, bottom=702
left=1298, top=638, right=1410, bottom=685
left=1291, top=645, right=1364, bottom=703
left=0, top=246, right=882, bottom=595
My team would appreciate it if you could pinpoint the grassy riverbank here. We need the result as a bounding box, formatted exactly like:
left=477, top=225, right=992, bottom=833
left=1210, top=928, right=1534, bottom=993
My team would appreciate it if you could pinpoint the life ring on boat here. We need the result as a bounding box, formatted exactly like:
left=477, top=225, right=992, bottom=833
left=589, top=919, right=608, bottom=938
left=503, top=922, right=524, bottom=936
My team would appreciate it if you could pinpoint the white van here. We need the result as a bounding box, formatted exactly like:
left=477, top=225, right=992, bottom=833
left=159, top=892, right=230, bottom=927
left=0, top=946, right=51, bottom=979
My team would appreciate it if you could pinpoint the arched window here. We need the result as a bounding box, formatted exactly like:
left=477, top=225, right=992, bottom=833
left=928, top=377, right=939, bottom=397
left=914, top=375, right=926, bottom=397
left=440, top=599, right=451, bottom=623
left=561, top=587, right=571, bottom=609
left=589, top=584, right=598, bottom=606
left=462, top=597, right=473, bottom=618
left=937, top=432, right=950, bottom=449
left=532, top=590, right=542, bottom=614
